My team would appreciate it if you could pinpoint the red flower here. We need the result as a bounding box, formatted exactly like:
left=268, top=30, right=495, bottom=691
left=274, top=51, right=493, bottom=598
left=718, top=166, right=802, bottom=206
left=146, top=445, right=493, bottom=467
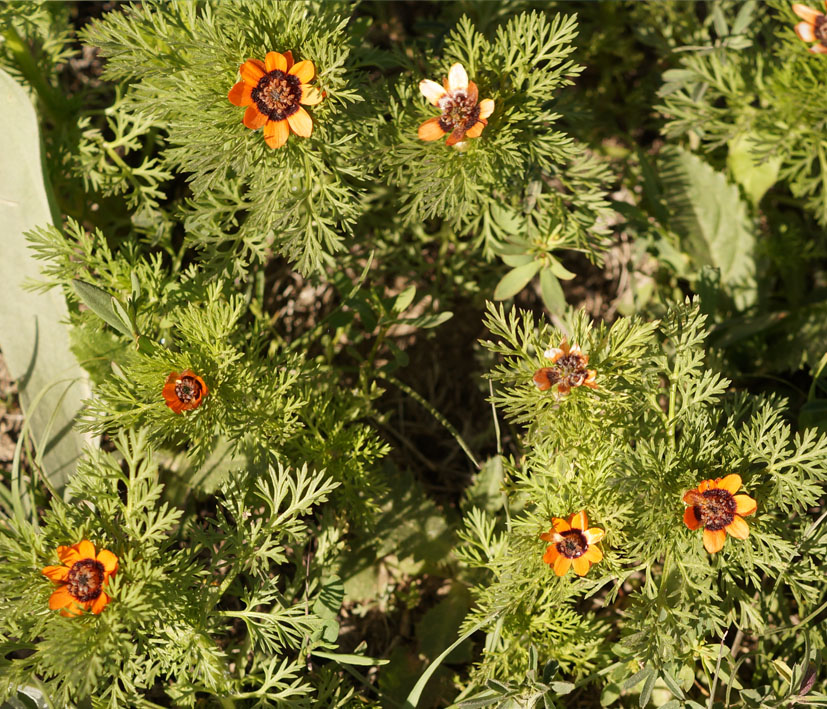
left=533, top=339, right=597, bottom=395
left=162, top=370, right=208, bottom=413
left=228, top=51, right=323, bottom=148
left=682, top=474, right=757, bottom=553
left=42, top=540, right=118, bottom=616
left=540, top=510, right=605, bottom=577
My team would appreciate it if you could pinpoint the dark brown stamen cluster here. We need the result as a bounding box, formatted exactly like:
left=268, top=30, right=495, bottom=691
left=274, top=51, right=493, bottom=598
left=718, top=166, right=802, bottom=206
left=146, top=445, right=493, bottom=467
left=693, top=489, right=736, bottom=531
left=816, top=15, right=827, bottom=45
left=554, top=353, right=591, bottom=389
left=556, top=529, right=588, bottom=559
left=67, top=559, right=105, bottom=602
left=175, top=375, right=203, bottom=404
left=437, top=91, right=481, bottom=134
left=252, top=70, right=301, bottom=122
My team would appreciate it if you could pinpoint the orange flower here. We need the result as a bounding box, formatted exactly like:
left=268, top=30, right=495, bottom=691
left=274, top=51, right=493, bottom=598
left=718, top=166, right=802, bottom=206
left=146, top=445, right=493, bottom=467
left=228, top=51, right=323, bottom=148
left=682, top=474, right=757, bottom=553
left=418, top=63, right=494, bottom=147
left=162, top=370, right=208, bottom=413
left=793, top=3, right=827, bottom=53
left=533, top=338, right=597, bottom=395
left=42, top=540, right=118, bottom=616
left=541, top=510, right=605, bottom=577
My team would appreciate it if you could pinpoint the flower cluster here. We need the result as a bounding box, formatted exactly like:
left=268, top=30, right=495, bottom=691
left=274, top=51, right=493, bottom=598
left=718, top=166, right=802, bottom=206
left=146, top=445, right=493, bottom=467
left=793, top=3, right=827, bottom=53
left=533, top=339, right=597, bottom=395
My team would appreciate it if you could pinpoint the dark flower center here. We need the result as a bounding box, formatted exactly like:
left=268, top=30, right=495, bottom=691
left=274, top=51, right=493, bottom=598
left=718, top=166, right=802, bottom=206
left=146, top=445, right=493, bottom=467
left=816, top=15, right=827, bottom=45
left=556, top=529, right=588, bottom=559
left=437, top=91, right=481, bottom=133
left=252, top=70, right=302, bottom=122
left=67, top=559, right=105, bottom=602
left=175, top=376, right=202, bottom=403
left=693, top=489, right=736, bottom=531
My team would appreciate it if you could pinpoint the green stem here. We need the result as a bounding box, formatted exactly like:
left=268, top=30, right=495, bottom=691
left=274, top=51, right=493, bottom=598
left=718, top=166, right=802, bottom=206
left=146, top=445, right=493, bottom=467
left=3, top=25, right=66, bottom=121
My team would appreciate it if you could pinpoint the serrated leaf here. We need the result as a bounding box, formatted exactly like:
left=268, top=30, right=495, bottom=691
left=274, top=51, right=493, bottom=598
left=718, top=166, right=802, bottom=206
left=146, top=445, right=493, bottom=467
left=660, top=147, right=757, bottom=308
left=494, top=261, right=542, bottom=300
left=0, top=69, right=92, bottom=490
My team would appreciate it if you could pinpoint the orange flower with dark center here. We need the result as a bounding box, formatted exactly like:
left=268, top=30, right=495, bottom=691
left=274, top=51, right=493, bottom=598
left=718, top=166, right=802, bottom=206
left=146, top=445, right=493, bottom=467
left=42, top=540, right=118, bottom=616
left=793, top=3, right=827, bottom=53
left=682, top=474, right=757, bottom=553
left=228, top=51, right=323, bottom=148
left=540, top=510, right=604, bottom=576
left=163, top=370, right=208, bottom=413
left=533, top=339, right=597, bottom=395
left=418, top=63, right=494, bottom=147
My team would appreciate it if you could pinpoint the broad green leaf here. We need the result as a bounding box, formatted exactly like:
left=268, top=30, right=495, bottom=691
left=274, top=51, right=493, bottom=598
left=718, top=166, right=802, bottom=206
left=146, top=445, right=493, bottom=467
left=394, top=285, right=417, bottom=313
left=660, top=147, right=757, bottom=309
left=0, top=69, right=92, bottom=490
left=72, top=279, right=133, bottom=338
left=310, top=650, right=389, bottom=666
left=727, top=132, right=780, bottom=206
left=494, top=261, right=542, bottom=300
left=540, top=268, right=567, bottom=314
left=548, top=256, right=576, bottom=280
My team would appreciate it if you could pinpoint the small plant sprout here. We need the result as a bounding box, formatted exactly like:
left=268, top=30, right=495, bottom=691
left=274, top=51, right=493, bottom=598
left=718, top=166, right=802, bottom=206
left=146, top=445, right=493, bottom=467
left=228, top=51, right=323, bottom=148
left=41, top=540, right=118, bottom=616
left=682, top=474, right=758, bottom=553
left=418, top=62, right=494, bottom=147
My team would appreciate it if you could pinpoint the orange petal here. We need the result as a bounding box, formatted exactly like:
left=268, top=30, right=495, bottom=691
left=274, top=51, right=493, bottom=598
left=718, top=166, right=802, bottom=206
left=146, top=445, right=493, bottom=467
left=264, top=119, right=289, bottom=149
left=553, top=554, right=571, bottom=576
left=419, top=79, right=447, bottom=105
left=726, top=515, right=750, bottom=540
left=48, top=586, right=76, bottom=611
left=683, top=506, right=701, bottom=530
left=479, top=98, right=495, bottom=119
left=240, top=59, right=266, bottom=86
left=90, top=591, right=110, bottom=614
left=810, top=43, right=827, bottom=52
left=583, top=545, right=603, bottom=563
left=734, top=494, right=757, bottom=516
left=265, top=51, right=286, bottom=72
left=418, top=117, right=445, bottom=141
left=544, top=346, right=564, bottom=361
left=96, top=549, right=118, bottom=576
left=243, top=106, right=267, bottom=130
left=300, top=85, right=323, bottom=105
left=74, top=540, right=95, bottom=560
left=289, top=60, right=314, bottom=83
left=717, top=474, right=742, bottom=494
left=228, top=81, right=253, bottom=107
left=551, top=517, right=571, bottom=533
left=542, top=545, right=559, bottom=564
left=448, top=63, right=468, bottom=91
left=465, top=121, right=485, bottom=139
left=793, top=3, right=822, bottom=22
left=283, top=50, right=294, bottom=70
left=569, top=510, right=588, bottom=530
left=57, top=545, right=81, bottom=565
left=572, top=557, right=591, bottom=576
left=287, top=107, right=313, bottom=137
left=703, top=528, right=726, bottom=554
left=533, top=368, right=554, bottom=391
left=557, top=382, right=571, bottom=395
left=41, top=565, right=69, bottom=582
left=697, top=479, right=713, bottom=492
left=584, top=370, right=598, bottom=389
left=796, top=21, right=817, bottom=41
left=584, top=527, right=604, bottom=544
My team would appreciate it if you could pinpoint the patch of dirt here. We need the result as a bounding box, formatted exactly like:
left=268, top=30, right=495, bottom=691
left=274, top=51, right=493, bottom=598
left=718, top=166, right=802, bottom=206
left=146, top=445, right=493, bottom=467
left=0, top=350, right=22, bottom=469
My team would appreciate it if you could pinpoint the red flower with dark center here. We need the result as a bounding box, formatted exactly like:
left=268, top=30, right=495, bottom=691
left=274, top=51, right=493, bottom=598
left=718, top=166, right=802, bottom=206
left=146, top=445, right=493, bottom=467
left=533, top=338, right=597, bottom=395
left=540, top=510, right=605, bottom=577
left=682, top=474, right=757, bottom=553
left=228, top=51, right=323, bottom=148
left=162, top=370, right=208, bottom=414
left=42, top=540, right=118, bottom=616
left=418, top=63, right=494, bottom=147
